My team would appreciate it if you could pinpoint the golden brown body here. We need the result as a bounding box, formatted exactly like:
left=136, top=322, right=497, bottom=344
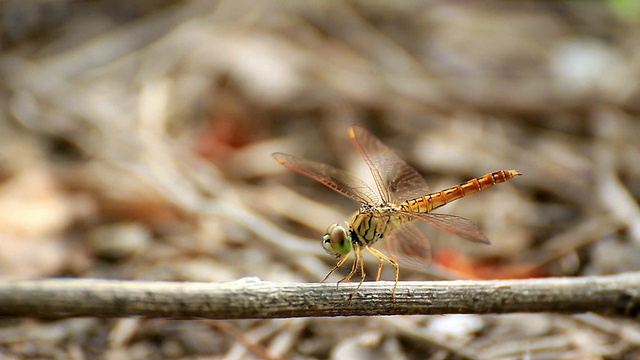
left=401, top=170, right=521, bottom=214
left=350, top=170, right=522, bottom=248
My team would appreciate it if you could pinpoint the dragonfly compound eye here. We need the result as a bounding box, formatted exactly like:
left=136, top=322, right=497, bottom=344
left=323, top=223, right=352, bottom=256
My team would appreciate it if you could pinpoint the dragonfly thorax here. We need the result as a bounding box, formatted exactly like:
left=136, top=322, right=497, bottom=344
left=322, top=223, right=353, bottom=258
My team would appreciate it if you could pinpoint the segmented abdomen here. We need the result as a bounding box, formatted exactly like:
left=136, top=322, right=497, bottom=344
left=401, top=170, right=521, bottom=213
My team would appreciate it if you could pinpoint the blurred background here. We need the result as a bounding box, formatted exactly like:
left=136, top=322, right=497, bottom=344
left=1, top=0, right=640, bottom=359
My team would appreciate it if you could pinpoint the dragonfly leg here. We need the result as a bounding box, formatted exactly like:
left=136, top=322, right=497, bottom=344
left=368, top=247, right=385, bottom=282
left=322, top=252, right=350, bottom=283
left=367, top=247, right=399, bottom=303
left=339, top=246, right=360, bottom=284
left=349, top=246, right=366, bottom=301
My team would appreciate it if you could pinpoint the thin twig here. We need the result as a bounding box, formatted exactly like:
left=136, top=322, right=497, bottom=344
left=0, top=273, right=638, bottom=319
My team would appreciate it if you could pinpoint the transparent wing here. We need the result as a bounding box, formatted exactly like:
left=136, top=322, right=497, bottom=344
left=273, top=152, right=379, bottom=205
left=402, top=212, right=491, bottom=244
left=349, top=125, right=430, bottom=204
left=376, top=221, right=431, bottom=269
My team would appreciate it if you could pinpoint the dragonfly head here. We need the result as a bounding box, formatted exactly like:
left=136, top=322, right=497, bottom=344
left=322, top=223, right=352, bottom=257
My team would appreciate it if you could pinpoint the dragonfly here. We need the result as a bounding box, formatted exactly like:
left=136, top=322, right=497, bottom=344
left=273, top=125, right=521, bottom=300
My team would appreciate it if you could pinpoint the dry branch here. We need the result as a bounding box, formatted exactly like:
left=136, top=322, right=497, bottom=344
left=0, top=273, right=639, bottom=319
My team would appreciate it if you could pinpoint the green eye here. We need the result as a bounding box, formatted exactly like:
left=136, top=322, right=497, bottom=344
left=322, top=224, right=352, bottom=256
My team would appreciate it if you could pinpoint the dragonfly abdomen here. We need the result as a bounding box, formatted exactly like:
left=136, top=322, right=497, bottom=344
left=401, top=170, right=521, bottom=213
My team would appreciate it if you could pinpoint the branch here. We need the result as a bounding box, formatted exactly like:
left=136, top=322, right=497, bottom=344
left=0, top=273, right=639, bottom=319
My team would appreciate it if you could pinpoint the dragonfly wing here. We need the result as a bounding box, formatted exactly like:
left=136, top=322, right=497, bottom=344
left=377, top=221, right=431, bottom=269
left=273, top=152, right=379, bottom=205
left=406, top=212, right=490, bottom=244
left=349, top=125, right=430, bottom=204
